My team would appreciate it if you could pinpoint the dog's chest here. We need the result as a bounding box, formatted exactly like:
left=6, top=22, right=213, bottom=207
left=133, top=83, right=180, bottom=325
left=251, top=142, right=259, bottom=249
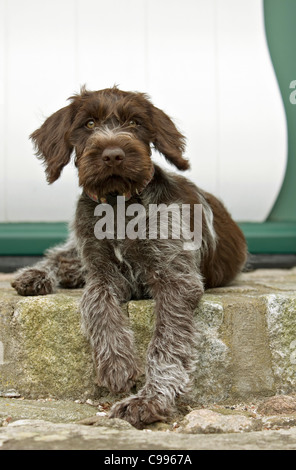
left=110, top=238, right=142, bottom=267
left=110, top=239, right=147, bottom=294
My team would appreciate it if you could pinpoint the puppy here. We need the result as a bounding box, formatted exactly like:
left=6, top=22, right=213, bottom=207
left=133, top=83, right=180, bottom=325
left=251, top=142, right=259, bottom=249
left=12, top=87, right=247, bottom=428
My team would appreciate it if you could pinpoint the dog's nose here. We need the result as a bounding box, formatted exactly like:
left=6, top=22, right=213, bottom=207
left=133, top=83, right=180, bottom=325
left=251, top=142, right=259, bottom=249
left=102, top=147, right=125, bottom=166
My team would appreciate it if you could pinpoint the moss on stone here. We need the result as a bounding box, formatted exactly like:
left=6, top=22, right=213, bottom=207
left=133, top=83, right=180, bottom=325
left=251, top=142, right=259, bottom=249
left=128, top=300, right=155, bottom=363
left=14, top=295, right=94, bottom=399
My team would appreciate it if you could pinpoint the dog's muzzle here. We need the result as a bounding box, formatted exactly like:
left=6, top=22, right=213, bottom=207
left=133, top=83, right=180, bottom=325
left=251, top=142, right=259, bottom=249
left=85, top=165, right=155, bottom=205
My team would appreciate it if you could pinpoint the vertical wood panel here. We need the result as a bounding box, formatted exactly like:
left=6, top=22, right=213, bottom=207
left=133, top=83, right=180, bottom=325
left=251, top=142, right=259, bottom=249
left=77, top=0, right=147, bottom=92
left=5, top=0, right=79, bottom=221
left=147, top=0, right=218, bottom=194
left=0, top=0, right=6, bottom=221
left=216, top=0, right=287, bottom=221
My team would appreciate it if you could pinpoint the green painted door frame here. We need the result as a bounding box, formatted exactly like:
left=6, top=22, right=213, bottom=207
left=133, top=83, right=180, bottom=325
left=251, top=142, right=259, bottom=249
left=239, top=0, right=296, bottom=254
left=264, top=0, right=296, bottom=223
left=0, top=0, right=295, bottom=256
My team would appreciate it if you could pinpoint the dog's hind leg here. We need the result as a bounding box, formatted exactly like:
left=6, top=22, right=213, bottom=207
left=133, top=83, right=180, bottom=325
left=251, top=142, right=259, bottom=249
left=11, top=235, right=85, bottom=296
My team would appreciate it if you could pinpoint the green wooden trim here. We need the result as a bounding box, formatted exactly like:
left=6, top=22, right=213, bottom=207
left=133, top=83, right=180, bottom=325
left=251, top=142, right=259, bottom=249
left=0, top=223, right=68, bottom=255
left=239, top=222, right=296, bottom=254
left=264, top=0, right=296, bottom=222
left=0, top=222, right=295, bottom=255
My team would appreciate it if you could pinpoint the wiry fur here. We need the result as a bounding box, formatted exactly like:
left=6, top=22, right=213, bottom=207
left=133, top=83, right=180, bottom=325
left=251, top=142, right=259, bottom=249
left=11, top=87, right=247, bottom=429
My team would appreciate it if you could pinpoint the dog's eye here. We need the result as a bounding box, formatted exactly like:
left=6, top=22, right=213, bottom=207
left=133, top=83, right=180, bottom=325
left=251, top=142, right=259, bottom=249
left=85, top=120, right=95, bottom=129
left=128, top=120, right=139, bottom=127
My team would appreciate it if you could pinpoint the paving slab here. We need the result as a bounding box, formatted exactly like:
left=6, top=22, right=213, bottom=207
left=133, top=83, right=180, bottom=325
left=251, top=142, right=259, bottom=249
left=1, top=417, right=296, bottom=450
left=1, top=389, right=296, bottom=449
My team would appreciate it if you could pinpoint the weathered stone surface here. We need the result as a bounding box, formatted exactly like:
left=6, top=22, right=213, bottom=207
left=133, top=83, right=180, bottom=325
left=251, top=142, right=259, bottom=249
left=2, top=418, right=296, bottom=450
left=257, top=395, right=296, bottom=416
left=265, top=294, right=296, bottom=392
left=76, top=415, right=134, bottom=430
left=176, top=409, right=261, bottom=434
left=127, top=300, right=155, bottom=366
left=1, top=269, right=296, bottom=449
left=0, top=268, right=296, bottom=403
left=0, top=397, right=96, bottom=424
left=2, top=396, right=296, bottom=449
left=192, top=297, right=231, bottom=402
left=262, top=415, right=296, bottom=430
left=0, top=291, right=96, bottom=399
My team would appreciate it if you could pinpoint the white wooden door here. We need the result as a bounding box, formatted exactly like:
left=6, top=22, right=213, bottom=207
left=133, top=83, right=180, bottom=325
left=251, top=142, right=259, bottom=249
left=0, top=0, right=286, bottom=222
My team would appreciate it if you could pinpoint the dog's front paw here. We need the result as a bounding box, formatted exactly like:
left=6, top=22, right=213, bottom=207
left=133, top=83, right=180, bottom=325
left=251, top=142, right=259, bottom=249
left=96, top=355, right=140, bottom=394
left=11, top=268, right=54, bottom=296
left=109, top=395, right=167, bottom=429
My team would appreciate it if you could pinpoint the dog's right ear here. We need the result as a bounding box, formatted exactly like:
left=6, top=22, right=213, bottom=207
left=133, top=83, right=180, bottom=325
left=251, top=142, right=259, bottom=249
left=30, top=104, right=75, bottom=184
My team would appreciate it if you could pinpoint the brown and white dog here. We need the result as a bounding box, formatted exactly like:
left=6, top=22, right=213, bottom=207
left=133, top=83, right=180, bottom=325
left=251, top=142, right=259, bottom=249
left=12, top=87, right=247, bottom=428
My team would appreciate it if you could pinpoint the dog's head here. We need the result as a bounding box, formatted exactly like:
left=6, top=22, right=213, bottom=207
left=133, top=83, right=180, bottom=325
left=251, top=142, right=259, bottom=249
left=31, top=86, right=189, bottom=198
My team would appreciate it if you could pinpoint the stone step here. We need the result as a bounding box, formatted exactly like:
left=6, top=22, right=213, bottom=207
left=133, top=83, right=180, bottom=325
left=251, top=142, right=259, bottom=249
left=0, top=269, right=296, bottom=403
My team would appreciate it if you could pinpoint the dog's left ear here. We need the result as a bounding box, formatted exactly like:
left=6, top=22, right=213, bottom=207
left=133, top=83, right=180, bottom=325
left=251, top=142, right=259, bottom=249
left=151, top=106, right=189, bottom=170
left=30, top=103, right=75, bottom=184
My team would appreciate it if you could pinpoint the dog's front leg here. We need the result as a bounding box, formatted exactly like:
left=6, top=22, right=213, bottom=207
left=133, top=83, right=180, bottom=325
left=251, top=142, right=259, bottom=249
left=110, top=251, right=204, bottom=428
left=80, top=265, right=140, bottom=394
